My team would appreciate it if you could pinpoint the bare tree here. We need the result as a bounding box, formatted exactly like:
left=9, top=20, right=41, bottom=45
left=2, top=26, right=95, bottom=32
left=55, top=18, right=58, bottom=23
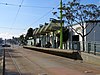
left=62, top=0, right=100, bottom=51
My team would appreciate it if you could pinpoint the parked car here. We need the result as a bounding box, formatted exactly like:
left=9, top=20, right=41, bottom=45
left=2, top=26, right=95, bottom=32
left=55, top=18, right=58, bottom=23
left=2, top=44, right=11, bottom=47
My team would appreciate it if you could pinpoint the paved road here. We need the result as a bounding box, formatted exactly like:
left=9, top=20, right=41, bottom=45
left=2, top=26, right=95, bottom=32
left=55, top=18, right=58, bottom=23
left=3, top=46, right=100, bottom=75
left=0, top=46, right=3, bottom=75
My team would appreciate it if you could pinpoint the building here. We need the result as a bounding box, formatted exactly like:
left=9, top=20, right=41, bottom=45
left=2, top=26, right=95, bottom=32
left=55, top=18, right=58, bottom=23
left=27, top=20, right=100, bottom=52
left=67, top=20, right=100, bottom=51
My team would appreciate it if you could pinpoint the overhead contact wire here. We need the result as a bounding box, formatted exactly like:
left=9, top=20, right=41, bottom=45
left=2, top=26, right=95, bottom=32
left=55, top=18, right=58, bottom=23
left=0, top=2, right=53, bottom=8
left=11, top=0, right=24, bottom=27
left=29, top=0, right=67, bottom=27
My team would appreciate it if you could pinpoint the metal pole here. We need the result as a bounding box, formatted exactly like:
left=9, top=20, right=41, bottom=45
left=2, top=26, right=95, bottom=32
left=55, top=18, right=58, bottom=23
left=94, top=43, right=96, bottom=55
left=3, top=48, right=5, bottom=75
left=94, top=30, right=95, bottom=42
left=52, top=31, right=55, bottom=48
left=60, top=0, right=63, bottom=49
left=3, top=39, right=6, bottom=75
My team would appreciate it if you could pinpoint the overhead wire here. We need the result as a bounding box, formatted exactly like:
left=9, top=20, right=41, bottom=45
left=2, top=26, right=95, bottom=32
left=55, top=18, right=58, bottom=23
left=28, top=1, right=62, bottom=27
left=0, top=0, right=67, bottom=30
left=28, top=0, right=67, bottom=27
left=11, top=0, right=24, bottom=27
left=5, top=0, right=25, bottom=37
left=29, top=8, right=55, bottom=27
left=0, top=0, right=25, bottom=31
left=0, top=2, right=18, bottom=6
left=0, top=2, right=53, bottom=8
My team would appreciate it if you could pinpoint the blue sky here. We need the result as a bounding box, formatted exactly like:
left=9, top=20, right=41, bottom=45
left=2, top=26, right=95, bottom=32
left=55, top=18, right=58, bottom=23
left=0, top=0, right=99, bottom=39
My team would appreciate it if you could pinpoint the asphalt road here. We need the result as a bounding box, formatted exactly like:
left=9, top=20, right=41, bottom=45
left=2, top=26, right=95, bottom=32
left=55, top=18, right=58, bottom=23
left=0, top=46, right=3, bottom=75
left=3, top=46, right=100, bottom=75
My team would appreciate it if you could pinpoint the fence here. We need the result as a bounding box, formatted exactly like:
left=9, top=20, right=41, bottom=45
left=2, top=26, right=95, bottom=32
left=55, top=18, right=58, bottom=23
left=63, top=41, right=100, bottom=56
left=27, top=40, right=100, bottom=56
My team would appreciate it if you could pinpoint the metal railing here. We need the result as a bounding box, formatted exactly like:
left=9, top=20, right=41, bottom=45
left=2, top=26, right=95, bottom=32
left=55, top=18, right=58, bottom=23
left=62, top=41, right=100, bottom=56
left=27, top=40, right=100, bottom=56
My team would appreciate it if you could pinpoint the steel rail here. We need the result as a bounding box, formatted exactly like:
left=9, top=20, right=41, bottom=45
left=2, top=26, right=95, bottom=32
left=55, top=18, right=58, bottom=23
left=20, top=53, right=49, bottom=75
left=17, top=49, right=52, bottom=75
left=6, top=49, right=22, bottom=75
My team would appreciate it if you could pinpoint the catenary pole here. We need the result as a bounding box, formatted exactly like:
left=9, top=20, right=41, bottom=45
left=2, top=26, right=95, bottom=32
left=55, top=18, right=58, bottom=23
left=60, top=0, right=63, bottom=49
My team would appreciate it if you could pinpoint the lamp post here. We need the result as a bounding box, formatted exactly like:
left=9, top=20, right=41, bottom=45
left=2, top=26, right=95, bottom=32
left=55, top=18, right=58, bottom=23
left=60, top=0, right=63, bottom=49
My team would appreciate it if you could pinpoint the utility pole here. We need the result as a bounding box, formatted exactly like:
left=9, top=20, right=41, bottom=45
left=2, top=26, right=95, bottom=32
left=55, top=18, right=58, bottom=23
left=60, top=0, right=63, bottom=49
left=3, top=39, right=6, bottom=75
left=3, top=48, right=5, bottom=75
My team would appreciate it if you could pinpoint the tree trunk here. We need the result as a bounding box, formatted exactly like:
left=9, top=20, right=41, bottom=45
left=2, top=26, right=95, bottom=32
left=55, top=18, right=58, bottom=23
left=82, top=27, right=85, bottom=52
left=82, top=36, right=85, bottom=52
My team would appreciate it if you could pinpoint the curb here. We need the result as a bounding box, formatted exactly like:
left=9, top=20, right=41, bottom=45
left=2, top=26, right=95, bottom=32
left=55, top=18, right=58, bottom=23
left=23, top=46, right=83, bottom=60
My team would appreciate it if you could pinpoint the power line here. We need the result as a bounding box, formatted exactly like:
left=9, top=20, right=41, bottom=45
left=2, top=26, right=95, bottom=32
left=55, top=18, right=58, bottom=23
left=28, top=2, right=62, bottom=27
left=0, top=2, right=18, bottom=6
left=11, top=0, right=24, bottom=27
left=28, top=0, right=67, bottom=27
left=1, top=0, right=67, bottom=30
left=22, top=5, right=53, bottom=8
left=29, top=8, right=55, bottom=26
left=0, top=2, right=53, bottom=8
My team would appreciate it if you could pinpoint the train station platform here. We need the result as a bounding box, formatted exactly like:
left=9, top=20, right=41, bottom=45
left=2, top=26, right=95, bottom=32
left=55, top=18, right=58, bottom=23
left=24, top=46, right=100, bottom=66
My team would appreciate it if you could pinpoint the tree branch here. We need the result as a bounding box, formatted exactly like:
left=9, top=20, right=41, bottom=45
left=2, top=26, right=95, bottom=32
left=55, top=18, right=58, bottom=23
left=84, top=22, right=98, bottom=37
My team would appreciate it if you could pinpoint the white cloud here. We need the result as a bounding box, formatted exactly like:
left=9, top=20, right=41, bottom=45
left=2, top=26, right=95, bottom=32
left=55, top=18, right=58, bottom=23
left=0, top=32, right=19, bottom=40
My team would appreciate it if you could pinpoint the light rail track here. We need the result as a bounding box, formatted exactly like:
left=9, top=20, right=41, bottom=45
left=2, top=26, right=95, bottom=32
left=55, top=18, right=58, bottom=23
left=4, top=46, right=100, bottom=75
left=6, top=48, right=22, bottom=75
left=19, top=48, right=100, bottom=75
left=5, top=48, right=50, bottom=75
left=11, top=49, right=51, bottom=75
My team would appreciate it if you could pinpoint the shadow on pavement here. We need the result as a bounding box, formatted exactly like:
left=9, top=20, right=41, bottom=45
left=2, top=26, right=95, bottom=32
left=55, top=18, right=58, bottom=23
left=5, top=69, right=33, bottom=75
